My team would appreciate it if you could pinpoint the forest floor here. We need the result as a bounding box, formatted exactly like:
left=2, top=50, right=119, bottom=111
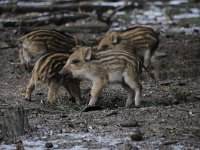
left=0, top=27, right=200, bottom=150
left=0, top=0, right=200, bottom=149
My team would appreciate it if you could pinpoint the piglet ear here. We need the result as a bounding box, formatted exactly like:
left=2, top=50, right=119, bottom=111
left=70, top=46, right=81, bottom=53
left=70, top=47, right=76, bottom=53
left=82, top=47, right=92, bottom=61
left=111, top=32, right=118, bottom=44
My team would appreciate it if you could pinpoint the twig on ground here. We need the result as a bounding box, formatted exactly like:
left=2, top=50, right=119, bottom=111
left=101, top=110, right=119, bottom=119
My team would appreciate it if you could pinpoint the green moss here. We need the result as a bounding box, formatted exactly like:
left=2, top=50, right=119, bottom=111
left=178, top=17, right=200, bottom=26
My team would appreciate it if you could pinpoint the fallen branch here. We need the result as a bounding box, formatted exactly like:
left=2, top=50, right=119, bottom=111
left=61, top=24, right=109, bottom=33
left=0, top=3, right=115, bottom=14
left=1, top=13, right=90, bottom=27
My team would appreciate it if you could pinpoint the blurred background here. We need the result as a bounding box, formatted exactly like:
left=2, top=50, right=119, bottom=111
left=0, top=0, right=199, bottom=40
left=0, top=1, right=200, bottom=149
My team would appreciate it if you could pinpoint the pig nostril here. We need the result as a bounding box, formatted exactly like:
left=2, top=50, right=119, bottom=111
left=59, top=70, right=64, bottom=75
left=59, top=69, right=72, bottom=78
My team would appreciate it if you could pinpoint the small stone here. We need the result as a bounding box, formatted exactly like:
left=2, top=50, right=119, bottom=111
left=131, top=132, right=143, bottom=141
left=120, top=119, right=139, bottom=127
left=45, top=142, right=53, bottom=148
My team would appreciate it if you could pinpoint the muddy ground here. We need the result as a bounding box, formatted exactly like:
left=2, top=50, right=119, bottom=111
left=0, top=27, right=200, bottom=149
left=0, top=1, right=200, bottom=150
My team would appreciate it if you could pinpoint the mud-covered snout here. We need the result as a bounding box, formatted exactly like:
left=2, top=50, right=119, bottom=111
left=59, top=68, right=72, bottom=78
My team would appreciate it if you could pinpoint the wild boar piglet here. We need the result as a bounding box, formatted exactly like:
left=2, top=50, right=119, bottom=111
left=98, top=26, right=159, bottom=68
left=19, top=29, right=85, bottom=69
left=25, top=53, right=81, bottom=104
left=60, top=46, right=143, bottom=107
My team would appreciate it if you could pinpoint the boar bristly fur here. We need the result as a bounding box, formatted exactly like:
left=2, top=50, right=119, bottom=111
left=60, top=46, right=142, bottom=107
left=98, top=26, right=159, bottom=68
left=19, top=29, right=85, bottom=69
left=25, top=53, right=81, bottom=104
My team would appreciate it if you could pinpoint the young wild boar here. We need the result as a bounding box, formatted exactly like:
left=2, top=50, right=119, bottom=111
left=25, top=53, right=81, bottom=104
left=19, top=29, right=85, bottom=69
left=98, top=26, right=159, bottom=68
left=59, top=46, right=142, bottom=107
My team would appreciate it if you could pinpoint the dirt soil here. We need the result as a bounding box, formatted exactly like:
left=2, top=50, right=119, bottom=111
left=0, top=27, right=200, bottom=149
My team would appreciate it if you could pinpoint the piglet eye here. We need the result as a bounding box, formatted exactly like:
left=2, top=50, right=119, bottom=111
left=72, top=59, right=80, bottom=64
left=103, top=45, right=109, bottom=49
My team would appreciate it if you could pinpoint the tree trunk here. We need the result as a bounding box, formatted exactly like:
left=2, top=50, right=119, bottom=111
left=1, top=106, right=29, bottom=142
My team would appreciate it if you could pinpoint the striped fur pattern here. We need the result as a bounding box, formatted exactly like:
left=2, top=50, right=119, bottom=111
left=25, top=53, right=81, bottom=104
left=19, top=29, right=85, bottom=69
left=98, top=26, right=159, bottom=68
left=60, top=46, right=142, bottom=107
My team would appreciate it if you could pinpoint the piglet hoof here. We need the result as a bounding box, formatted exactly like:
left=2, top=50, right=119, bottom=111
left=134, top=105, right=140, bottom=108
left=25, top=98, right=31, bottom=102
left=83, top=105, right=103, bottom=112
